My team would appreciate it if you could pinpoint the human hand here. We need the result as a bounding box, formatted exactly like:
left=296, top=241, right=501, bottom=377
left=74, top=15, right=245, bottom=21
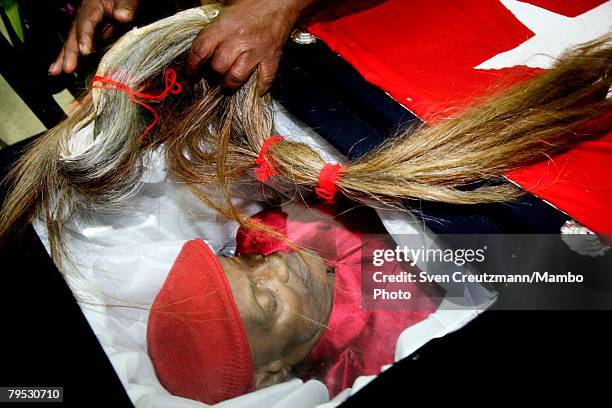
left=49, top=0, right=140, bottom=75
left=187, top=0, right=316, bottom=93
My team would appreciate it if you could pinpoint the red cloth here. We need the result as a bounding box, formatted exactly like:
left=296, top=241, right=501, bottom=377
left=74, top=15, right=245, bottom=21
left=305, top=0, right=611, bottom=233
left=507, top=132, right=612, bottom=233
left=237, top=203, right=440, bottom=396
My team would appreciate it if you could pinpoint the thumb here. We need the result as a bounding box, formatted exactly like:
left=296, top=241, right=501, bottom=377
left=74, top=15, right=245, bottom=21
left=113, top=0, right=140, bottom=22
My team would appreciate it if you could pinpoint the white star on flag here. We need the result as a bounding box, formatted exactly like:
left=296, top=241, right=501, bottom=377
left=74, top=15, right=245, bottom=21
left=475, top=0, right=612, bottom=70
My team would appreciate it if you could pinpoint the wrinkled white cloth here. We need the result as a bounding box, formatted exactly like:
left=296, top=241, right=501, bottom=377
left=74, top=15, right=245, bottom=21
left=34, top=102, right=494, bottom=407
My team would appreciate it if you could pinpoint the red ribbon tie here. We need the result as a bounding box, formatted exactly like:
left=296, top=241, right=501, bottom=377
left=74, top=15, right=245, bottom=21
left=315, top=163, right=345, bottom=201
left=254, top=135, right=283, bottom=182
left=91, top=68, right=182, bottom=141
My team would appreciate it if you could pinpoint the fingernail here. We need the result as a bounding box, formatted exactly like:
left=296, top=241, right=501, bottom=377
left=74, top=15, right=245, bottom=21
left=78, top=43, right=88, bottom=55
left=115, top=8, right=133, bottom=20
left=48, top=63, right=55, bottom=74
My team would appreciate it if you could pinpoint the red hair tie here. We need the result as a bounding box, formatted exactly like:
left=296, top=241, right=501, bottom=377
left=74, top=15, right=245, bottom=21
left=91, top=68, right=182, bottom=142
left=254, top=135, right=283, bottom=182
left=315, top=163, right=346, bottom=201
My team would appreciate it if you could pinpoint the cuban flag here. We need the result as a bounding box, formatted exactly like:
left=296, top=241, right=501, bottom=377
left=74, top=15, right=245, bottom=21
left=306, top=0, right=612, bottom=234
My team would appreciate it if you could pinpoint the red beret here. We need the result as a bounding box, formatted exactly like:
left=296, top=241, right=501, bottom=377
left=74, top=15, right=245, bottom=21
left=147, top=238, right=255, bottom=404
